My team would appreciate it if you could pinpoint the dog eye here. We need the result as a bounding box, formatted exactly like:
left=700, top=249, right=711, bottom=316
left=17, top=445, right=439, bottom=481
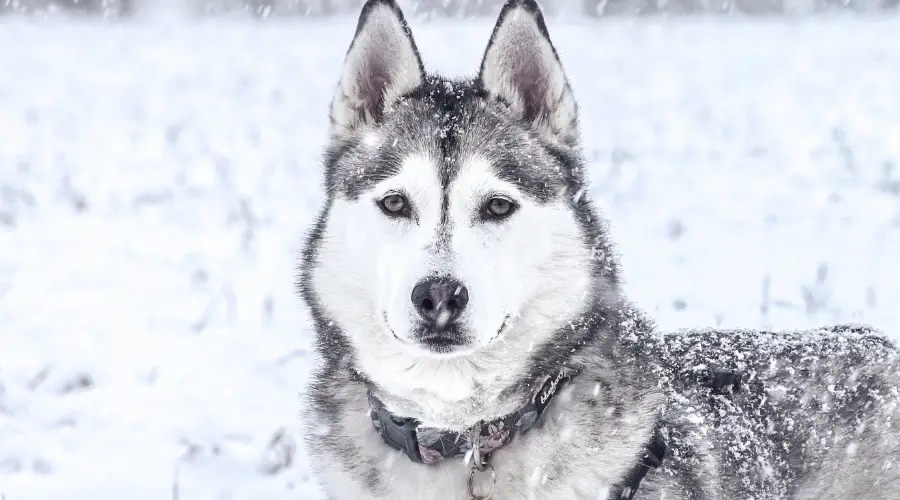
left=483, top=197, right=517, bottom=220
left=379, top=193, right=409, bottom=217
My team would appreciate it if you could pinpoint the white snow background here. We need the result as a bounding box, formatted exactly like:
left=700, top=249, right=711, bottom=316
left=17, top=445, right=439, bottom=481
left=1, top=10, right=900, bottom=500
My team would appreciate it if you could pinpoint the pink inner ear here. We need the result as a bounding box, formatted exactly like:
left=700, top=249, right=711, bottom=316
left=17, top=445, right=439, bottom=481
left=510, top=58, right=551, bottom=124
left=356, top=63, right=391, bottom=123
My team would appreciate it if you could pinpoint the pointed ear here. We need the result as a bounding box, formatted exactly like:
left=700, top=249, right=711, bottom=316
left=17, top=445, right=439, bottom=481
left=330, top=0, right=425, bottom=137
left=478, top=0, right=578, bottom=145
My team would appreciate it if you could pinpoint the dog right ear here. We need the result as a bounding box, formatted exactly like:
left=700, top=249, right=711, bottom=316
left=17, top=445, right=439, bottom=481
left=330, top=0, right=425, bottom=137
left=478, top=0, right=578, bottom=145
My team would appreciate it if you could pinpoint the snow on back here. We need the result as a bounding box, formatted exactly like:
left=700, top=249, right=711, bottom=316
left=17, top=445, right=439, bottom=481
left=620, top=321, right=900, bottom=498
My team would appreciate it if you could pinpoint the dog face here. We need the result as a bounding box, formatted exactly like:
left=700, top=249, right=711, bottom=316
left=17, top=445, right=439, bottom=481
left=305, top=0, right=608, bottom=391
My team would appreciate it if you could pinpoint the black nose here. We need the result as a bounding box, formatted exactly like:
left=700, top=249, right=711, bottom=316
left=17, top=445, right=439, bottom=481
left=410, top=278, right=469, bottom=329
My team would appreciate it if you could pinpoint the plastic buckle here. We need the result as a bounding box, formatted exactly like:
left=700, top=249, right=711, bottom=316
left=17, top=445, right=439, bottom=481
left=376, top=405, right=424, bottom=463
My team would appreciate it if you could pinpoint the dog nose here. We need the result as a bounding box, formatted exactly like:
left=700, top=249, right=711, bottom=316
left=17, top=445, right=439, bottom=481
left=410, top=278, right=469, bottom=329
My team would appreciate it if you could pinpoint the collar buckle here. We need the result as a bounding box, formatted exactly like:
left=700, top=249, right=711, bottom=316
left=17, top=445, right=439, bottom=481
left=371, top=401, right=424, bottom=463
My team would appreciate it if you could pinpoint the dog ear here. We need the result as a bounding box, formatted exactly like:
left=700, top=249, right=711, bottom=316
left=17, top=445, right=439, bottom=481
left=330, top=0, right=425, bottom=137
left=478, top=0, right=578, bottom=145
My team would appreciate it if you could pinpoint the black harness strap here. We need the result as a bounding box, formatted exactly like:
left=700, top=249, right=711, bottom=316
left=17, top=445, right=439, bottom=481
left=609, top=427, right=668, bottom=500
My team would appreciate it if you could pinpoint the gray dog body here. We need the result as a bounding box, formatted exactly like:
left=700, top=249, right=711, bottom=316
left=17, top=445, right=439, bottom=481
left=298, top=0, right=900, bottom=497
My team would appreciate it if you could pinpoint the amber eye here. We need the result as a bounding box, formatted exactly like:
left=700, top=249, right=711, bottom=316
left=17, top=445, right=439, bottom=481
left=379, top=193, right=409, bottom=217
left=483, top=197, right=517, bottom=220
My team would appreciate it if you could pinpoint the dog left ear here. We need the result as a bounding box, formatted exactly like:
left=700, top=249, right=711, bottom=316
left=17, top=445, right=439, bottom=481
left=330, top=0, right=425, bottom=137
left=478, top=0, right=578, bottom=145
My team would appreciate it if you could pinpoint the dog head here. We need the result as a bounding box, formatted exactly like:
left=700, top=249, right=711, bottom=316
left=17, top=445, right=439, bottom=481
left=301, top=0, right=620, bottom=397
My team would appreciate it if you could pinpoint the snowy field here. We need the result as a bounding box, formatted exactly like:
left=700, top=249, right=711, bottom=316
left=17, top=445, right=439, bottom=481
left=1, top=13, right=900, bottom=500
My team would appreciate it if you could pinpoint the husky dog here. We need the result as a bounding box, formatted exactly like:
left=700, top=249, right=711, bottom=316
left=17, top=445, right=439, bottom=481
left=298, top=0, right=900, bottom=498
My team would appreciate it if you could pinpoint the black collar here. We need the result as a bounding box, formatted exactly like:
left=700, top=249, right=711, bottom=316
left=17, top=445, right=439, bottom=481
left=367, top=370, right=573, bottom=464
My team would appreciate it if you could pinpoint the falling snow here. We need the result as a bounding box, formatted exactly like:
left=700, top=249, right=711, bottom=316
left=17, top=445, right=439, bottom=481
left=1, top=12, right=899, bottom=500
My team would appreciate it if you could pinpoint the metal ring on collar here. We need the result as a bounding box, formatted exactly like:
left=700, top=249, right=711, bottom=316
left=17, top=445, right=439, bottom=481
left=467, top=463, right=496, bottom=500
left=472, top=444, right=490, bottom=471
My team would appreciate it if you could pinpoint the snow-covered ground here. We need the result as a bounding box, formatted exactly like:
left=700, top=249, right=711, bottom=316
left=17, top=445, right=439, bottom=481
left=1, top=13, right=899, bottom=500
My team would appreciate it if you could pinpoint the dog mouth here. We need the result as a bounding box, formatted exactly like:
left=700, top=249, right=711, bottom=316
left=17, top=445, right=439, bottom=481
left=493, top=315, right=511, bottom=341
left=417, top=332, right=466, bottom=353
left=414, top=323, right=468, bottom=354
left=383, top=312, right=404, bottom=343
left=382, top=312, right=511, bottom=354
left=418, top=315, right=511, bottom=354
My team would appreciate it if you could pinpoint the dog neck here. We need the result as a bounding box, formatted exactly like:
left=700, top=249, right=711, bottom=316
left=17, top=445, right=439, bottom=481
left=366, top=369, right=576, bottom=464
left=361, top=349, right=543, bottom=431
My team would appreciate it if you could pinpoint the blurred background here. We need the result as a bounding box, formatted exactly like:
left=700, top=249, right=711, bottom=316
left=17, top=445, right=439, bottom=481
left=1, top=1, right=899, bottom=499
left=2, top=0, right=900, bottom=19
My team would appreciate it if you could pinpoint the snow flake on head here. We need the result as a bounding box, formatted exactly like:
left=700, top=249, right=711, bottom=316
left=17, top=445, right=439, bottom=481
left=362, top=131, right=381, bottom=149
left=434, top=106, right=464, bottom=142
left=572, top=187, right=586, bottom=203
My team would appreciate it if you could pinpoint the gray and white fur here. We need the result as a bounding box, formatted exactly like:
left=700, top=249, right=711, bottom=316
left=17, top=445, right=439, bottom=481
left=297, top=0, right=900, bottom=498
